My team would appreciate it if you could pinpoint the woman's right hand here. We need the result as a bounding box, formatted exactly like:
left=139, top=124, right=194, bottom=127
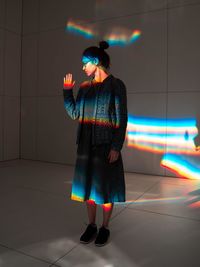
left=195, top=146, right=200, bottom=152
left=63, top=73, right=75, bottom=89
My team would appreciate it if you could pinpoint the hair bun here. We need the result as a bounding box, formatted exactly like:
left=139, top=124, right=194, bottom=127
left=99, top=41, right=109, bottom=50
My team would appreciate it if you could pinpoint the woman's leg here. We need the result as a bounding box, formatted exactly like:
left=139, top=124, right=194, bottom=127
left=94, top=203, right=113, bottom=246
left=80, top=200, right=97, bottom=243
left=86, top=200, right=97, bottom=224
left=102, top=203, right=114, bottom=228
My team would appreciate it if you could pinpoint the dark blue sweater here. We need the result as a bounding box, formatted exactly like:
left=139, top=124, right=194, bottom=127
left=63, top=75, right=127, bottom=152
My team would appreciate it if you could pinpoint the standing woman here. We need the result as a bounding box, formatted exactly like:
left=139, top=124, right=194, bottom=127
left=63, top=41, right=127, bottom=246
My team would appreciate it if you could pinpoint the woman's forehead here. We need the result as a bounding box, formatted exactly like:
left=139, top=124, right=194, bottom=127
left=82, top=56, right=97, bottom=63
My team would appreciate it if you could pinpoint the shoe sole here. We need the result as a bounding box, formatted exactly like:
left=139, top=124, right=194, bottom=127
left=95, top=236, right=110, bottom=247
left=80, top=233, right=97, bottom=244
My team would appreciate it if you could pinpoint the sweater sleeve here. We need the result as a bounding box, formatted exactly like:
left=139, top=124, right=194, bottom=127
left=63, top=88, right=82, bottom=120
left=111, top=79, right=128, bottom=152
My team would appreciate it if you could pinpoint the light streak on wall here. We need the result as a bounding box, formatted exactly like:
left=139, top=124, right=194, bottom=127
left=127, top=115, right=200, bottom=180
left=127, top=115, right=198, bottom=155
left=66, top=19, right=96, bottom=39
left=105, top=28, right=142, bottom=46
left=66, top=20, right=141, bottom=46
left=161, top=154, right=200, bottom=180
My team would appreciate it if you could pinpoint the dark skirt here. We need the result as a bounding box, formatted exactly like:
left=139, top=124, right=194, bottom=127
left=71, top=126, right=126, bottom=204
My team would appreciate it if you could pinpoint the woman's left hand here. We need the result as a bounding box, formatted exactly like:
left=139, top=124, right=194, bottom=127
left=108, top=149, right=119, bottom=163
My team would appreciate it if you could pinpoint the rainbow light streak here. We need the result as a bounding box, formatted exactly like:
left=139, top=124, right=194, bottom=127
left=80, top=117, right=119, bottom=128
left=161, top=154, right=200, bottom=180
left=71, top=195, right=187, bottom=205
left=71, top=184, right=106, bottom=204
left=124, top=196, right=187, bottom=205
left=124, top=195, right=200, bottom=208
left=71, top=192, right=200, bottom=208
left=106, top=29, right=142, bottom=46
left=77, top=97, right=120, bottom=128
left=66, top=20, right=95, bottom=39
left=189, top=201, right=200, bottom=208
left=127, top=115, right=198, bottom=155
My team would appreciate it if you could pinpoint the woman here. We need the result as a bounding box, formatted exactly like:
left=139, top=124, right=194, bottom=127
left=63, top=41, right=127, bottom=246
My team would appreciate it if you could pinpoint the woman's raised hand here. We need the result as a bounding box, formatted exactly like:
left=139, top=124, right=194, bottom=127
left=196, top=146, right=200, bottom=152
left=63, top=73, right=75, bottom=89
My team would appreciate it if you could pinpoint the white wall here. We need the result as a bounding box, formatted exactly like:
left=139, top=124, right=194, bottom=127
left=20, top=0, right=200, bottom=177
left=0, top=0, right=22, bottom=161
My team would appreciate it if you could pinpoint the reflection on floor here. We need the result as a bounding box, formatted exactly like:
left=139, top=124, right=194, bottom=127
left=0, top=160, right=200, bottom=267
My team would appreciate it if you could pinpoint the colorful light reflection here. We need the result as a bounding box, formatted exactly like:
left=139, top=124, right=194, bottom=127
left=105, top=29, right=142, bottom=46
left=127, top=115, right=198, bottom=155
left=66, top=19, right=141, bottom=46
left=66, top=20, right=96, bottom=39
left=161, top=154, right=200, bottom=180
left=127, top=115, right=200, bottom=180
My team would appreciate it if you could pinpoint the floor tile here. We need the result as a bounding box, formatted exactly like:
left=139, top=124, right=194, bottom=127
left=128, top=180, right=200, bottom=220
left=1, top=160, right=200, bottom=267
left=0, top=245, right=51, bottom=267
left=56, top=208, right=200, bottom=267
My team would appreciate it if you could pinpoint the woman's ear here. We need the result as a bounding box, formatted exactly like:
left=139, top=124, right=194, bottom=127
left=93, top=58, right=99, bottom=65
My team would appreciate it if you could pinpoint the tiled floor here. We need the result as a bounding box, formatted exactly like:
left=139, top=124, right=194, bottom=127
left=0, top=159, right=200, bottom=267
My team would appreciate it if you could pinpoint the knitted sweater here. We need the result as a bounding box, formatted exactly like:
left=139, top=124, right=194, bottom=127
left=63, top=75, right=127, bottom=152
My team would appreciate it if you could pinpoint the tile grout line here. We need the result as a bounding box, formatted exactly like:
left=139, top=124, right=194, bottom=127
left=164, top=0, right=169, bottom=178
left=7, top=184, right=67, bottom=198
left=126, top=206, right=200, bottom=223
left=49, top=244, right=80, bottom=267
left=0, top=243, right=55, bottom=266
left=8, top=90, right=200, bottom=98
left=19, top=0, right=24, bottom=160
left=21, top=1, right=200, bottom=37
left=2, top=0, right=6, bottom=161
left=35, top=0, right=40, bottom=161
left=110, top=180, right=162, bottom=222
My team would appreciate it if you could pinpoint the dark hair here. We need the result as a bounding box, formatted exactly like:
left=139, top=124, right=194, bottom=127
left=82, top=41, right=110, bottom=69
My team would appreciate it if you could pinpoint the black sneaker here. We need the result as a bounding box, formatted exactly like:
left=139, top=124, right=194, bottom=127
left=95, top=226, right=110, bottom=246
left=80, top=224, right=97, bottom=244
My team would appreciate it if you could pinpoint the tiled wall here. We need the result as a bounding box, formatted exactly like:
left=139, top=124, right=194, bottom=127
left=0, top=0, right=22, bottom=161
left=3, top=0, right=200, bottom=177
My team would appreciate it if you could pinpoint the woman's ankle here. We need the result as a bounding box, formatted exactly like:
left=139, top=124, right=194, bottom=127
left=90, top=222, right=97, bottom=227
left=102, top=224, right=109, bottom=229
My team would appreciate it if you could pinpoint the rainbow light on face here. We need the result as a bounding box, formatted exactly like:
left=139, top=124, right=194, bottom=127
left=66, top=20, right=95, bottom=39
left=82, top=56, right=99, bottom=66
left=105, top=29, right=142, bottom=46
left=127, top=115, right=198, bottom=155
left=161, top=154, right=200, bottom=180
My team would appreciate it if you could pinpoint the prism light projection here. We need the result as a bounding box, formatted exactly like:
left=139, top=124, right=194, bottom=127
left=127, top=115, right=198, bottom=155
left=123, top=196, right=187, bottom=205
left=189, top=200, right=200, bottom=208
left=117, top=195, right=200, bottom=208
left=74, top=93, right=120, bottom=128
left=105, top=29, right=142, bottom=46
left=161, top=154, right=200, bottom=180
left=66, top=19, right=142, bottom=47
left=71, top=181, right=123, bottom=205
left=66, top=20, right=96, bottom=39
left=127, top=115, right=200, bottom=180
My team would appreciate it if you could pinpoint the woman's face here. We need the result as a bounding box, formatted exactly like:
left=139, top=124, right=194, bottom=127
left=82, top=56, right=98, bottom=76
